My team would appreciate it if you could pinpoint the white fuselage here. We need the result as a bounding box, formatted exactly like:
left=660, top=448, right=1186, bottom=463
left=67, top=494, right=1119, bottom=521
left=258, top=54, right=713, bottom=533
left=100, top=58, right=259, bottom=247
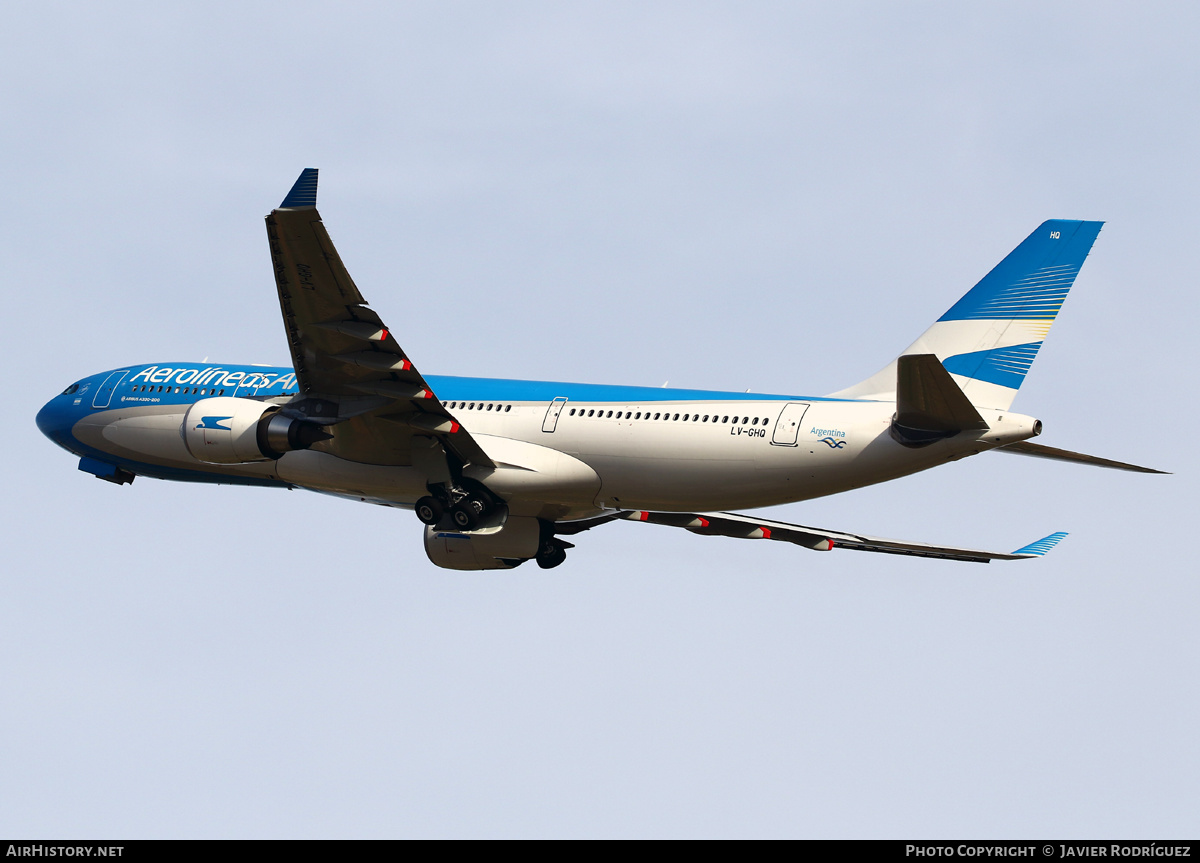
left=60, top=376, right=1038, bottom=522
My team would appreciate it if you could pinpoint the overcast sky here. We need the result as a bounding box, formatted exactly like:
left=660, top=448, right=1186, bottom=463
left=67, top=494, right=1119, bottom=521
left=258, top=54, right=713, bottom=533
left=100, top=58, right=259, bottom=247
left=2, top=1, right=1196, bottom=838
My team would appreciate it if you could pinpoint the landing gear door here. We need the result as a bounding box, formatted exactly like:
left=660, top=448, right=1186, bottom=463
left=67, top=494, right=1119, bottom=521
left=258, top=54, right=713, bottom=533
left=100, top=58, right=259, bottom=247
left=92, top=370, right=130, bottom=409
left=771, top=402, right=810, bottom=446
left=542, top=397, right=568, bottom=433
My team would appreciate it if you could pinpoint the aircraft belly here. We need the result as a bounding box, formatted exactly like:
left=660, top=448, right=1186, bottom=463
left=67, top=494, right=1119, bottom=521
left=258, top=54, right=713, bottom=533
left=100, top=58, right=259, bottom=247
left=275, top=450, right=427, bottom=503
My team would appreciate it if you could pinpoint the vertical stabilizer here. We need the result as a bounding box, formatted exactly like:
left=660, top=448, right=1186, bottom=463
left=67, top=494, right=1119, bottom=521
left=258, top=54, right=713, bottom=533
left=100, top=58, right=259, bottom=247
left=832, top=220, right=1103, bottom=410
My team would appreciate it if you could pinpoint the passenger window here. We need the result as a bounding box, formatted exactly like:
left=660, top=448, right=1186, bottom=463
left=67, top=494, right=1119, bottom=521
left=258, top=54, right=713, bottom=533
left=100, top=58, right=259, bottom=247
left=673, top=413, right=679, bottom=421
left=722, top=416, right=729, bottom=423
left=653, top=413, right=660, bottom=420
left=505, top=405, right=511, bottom=412
left=569, top=408, right=576, bottom=416
left=635, top=412, right=641, bottom=419
left=752, top=417, right=758, bottom=424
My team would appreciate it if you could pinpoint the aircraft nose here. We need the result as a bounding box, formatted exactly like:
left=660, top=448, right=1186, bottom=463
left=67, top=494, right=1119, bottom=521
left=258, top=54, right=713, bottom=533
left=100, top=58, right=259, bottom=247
left=36, top=392, right=80, bottom=450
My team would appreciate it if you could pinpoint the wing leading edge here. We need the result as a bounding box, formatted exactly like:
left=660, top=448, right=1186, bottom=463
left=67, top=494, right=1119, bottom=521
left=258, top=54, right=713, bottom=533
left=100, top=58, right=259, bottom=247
left=616, top=510, right=1065, bottom=563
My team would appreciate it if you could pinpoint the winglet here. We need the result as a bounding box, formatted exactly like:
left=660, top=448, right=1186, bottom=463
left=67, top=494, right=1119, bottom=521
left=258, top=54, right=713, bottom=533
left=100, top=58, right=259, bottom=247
left=280, top=168, right=319, bottom=208
left=1011, top=531, right=1068, bottom=556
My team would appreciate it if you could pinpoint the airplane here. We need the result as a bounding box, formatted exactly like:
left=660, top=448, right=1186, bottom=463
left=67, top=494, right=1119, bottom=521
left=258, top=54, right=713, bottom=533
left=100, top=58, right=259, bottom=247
left=35, top=168, right=1165, bottom=570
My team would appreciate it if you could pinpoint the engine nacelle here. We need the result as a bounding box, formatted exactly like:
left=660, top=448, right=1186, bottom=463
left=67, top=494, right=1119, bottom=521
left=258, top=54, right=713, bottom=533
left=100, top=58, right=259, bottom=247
left=182, top=397, right=331, bottom=465
left=423, top=516, right=542, bottom=570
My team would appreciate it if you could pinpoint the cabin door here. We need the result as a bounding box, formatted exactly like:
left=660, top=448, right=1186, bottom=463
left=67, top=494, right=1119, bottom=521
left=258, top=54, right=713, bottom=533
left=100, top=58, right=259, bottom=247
left=770, top=402, right=810, bottom=446
left=542, top=397, right=568, bottom=432
left=92, top=370, right=130, bottom=409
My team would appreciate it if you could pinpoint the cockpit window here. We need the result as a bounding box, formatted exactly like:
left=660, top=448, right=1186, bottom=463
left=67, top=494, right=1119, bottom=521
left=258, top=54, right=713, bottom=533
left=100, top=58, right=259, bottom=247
left=62, top=384, right=79, bottom=395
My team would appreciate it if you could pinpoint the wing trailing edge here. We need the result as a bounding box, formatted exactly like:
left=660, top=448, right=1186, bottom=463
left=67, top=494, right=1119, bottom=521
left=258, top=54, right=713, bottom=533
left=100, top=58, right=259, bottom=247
left=612, top=509, right=1054, bottom=564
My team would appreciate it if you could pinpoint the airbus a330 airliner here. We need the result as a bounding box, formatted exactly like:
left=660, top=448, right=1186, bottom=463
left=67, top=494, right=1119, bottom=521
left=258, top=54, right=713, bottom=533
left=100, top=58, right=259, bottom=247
left=36, top=169, right=1164, bottom=569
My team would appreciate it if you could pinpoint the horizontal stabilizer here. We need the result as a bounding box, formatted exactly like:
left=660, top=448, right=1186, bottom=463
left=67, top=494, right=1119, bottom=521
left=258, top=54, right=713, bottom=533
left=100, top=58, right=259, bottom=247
left=1011, top=531, right=1068, bottom=556
left=998, top=441, right=1168, bottom=474
left=894, top=354, right=988, bottom=441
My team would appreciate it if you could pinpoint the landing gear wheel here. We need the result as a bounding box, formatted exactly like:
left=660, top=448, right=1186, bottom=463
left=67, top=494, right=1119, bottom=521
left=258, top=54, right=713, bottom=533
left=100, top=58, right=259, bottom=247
left=536, top=541, right=568, bottom=569
left=450, top=494, right=487, bottom=530
left=415, top=496, right=444, bottom=526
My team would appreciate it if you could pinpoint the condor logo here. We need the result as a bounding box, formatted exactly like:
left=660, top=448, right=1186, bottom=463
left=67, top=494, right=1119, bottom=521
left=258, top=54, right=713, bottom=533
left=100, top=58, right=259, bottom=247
left=196, top=416, right=233, bottom=430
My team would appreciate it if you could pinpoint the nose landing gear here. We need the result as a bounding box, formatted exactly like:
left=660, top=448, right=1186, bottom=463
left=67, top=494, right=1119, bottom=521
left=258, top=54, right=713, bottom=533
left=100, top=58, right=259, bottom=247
left=535, top=538, right=570, bottom=569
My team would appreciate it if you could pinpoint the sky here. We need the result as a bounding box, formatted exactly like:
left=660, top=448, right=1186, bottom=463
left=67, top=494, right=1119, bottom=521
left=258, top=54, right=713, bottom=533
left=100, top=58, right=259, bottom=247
left=1, top=1, right=1197, bottom=838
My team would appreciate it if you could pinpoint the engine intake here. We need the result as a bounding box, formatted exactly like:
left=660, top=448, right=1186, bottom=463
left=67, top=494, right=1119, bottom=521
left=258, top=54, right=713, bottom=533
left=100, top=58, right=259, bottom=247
left=182, top=397, right=331, bottom=464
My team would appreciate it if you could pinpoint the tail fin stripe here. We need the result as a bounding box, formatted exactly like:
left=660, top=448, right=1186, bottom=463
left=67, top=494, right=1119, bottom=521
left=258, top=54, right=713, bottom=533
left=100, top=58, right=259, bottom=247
left=938, top=220, right=1102, bottom=322
left=942, top=342, right=1042, bottom=390
left=940, top=267, right=1080, bottom=320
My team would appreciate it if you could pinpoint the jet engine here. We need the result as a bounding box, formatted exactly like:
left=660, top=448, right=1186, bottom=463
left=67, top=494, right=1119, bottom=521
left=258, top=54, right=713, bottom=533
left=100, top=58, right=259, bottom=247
left=182, top=396, right=331, bottom=465
left=423, top=516, right=543, bottom=570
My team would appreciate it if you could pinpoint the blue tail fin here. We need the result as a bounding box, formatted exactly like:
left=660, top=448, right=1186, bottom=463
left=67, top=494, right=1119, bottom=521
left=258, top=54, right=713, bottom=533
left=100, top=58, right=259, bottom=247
left=833, top=220, right=1104, bottom=410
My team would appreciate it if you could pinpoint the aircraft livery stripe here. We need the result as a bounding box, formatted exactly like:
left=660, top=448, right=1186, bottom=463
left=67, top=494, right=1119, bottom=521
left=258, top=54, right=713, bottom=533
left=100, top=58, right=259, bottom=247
left=422, top=375, right=849, bottom=403
left=114, top=364, right=856, bottom=403
left=941, top=342, right=1043, bottom=390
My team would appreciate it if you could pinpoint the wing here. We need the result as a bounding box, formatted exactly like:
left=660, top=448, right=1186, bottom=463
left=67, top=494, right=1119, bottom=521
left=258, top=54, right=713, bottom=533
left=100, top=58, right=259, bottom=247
left=615, top=510, right=1065, bottom=563
left=265, top=169, right=493, bottom=469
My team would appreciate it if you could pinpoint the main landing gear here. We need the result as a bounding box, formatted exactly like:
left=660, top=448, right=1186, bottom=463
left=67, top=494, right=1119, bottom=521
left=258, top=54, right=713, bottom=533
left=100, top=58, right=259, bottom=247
left=414, top=496, right=444, bottom=526
left=414, top=488, right=494, bottom=531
